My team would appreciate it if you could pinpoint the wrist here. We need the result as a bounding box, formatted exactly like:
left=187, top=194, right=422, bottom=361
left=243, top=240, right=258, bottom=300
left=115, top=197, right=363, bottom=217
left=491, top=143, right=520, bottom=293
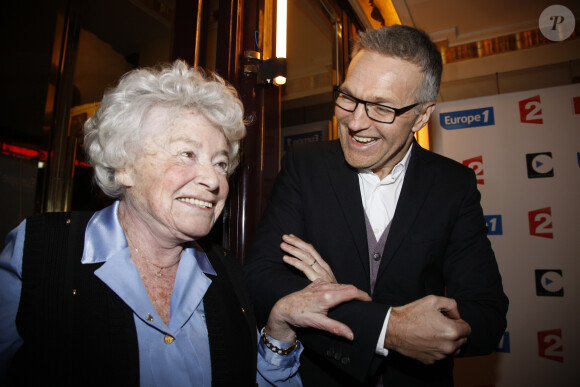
left=266, top=302, right=296, bottom=342
left=261, top=327, right=298, bottom=355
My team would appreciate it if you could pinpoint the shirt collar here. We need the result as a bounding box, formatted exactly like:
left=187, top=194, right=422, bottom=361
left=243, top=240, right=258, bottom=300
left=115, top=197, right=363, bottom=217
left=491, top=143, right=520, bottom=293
left=82, top=200, right=216, bottom=276
left=358, top=142, right=413, bottom=183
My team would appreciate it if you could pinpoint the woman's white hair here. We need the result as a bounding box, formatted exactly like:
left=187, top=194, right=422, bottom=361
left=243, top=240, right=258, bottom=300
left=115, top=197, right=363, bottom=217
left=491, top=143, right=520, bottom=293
left=83, top=60, right=246, bottom=198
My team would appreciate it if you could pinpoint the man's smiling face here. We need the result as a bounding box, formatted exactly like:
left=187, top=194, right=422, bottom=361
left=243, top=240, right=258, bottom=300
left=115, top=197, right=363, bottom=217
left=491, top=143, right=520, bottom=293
left=336, top=50, right=431, bottom=179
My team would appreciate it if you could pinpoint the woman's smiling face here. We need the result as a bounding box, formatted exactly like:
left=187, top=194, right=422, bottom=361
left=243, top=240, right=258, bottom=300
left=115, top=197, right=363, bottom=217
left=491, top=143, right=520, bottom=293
left=119, top=106, right=230, bottom=242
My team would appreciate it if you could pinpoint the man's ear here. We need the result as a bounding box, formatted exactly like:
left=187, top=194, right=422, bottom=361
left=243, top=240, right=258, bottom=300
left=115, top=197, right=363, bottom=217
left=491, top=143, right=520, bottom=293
left=116, top=167, right=134, bottom=188
left=411, top=103, right=436, bottom=133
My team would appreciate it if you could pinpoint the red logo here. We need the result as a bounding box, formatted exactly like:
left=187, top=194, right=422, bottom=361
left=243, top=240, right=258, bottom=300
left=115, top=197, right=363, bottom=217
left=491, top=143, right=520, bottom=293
left=463, top=156, right=484, bottom=184
left=528, top=207, right=553, bottom=239
left=538, top=329, right=563, bottom=362
left=519, top=95, right=543, bottom=124
left=573, top=96, right=580, bottom=115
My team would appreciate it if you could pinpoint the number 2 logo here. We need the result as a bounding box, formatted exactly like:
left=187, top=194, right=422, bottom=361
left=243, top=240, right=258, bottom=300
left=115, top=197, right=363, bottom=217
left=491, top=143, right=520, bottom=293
left=463, top=156, right=484, bottom=184
left=528, top=207, right=553, bottom=239
left=519, top=95, right=543, bottom=124
left=538, top=329, right=563, bottom=362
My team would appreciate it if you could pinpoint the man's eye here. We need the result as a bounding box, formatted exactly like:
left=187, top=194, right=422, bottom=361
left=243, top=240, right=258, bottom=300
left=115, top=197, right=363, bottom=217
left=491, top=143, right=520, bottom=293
left=371, top=105, right=392, bottom=115
left=340, top=94, right=357, bottom=104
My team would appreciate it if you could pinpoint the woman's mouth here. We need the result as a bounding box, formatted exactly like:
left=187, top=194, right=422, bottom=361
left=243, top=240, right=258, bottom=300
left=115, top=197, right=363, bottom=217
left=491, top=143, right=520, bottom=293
left=177, top=197, right=213, bottom=208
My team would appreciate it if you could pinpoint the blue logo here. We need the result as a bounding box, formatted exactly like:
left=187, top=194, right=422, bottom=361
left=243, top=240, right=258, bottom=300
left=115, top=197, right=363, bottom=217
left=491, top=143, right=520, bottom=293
left=496, top=332, right=510, bottom=353
left=485, top=215, right=503, bottom=235
left=440, top=107, right=495, bottom=130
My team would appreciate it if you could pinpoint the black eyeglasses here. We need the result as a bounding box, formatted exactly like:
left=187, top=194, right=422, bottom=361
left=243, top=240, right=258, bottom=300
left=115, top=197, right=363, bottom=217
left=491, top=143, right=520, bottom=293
left=333, top=86, right=421, bottom=124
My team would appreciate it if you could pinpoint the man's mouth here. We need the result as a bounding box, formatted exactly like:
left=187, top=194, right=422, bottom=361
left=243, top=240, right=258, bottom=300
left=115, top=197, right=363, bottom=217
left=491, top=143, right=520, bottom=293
left=177, top=197, right=213, bottom=208
left=352, top=134, right=377, bottom=144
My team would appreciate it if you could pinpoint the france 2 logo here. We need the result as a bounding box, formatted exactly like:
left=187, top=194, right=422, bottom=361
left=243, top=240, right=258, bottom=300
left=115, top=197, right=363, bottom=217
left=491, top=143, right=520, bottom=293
left=528, top=207, right=553, bottom=239
left=519, top=95, right=543, bottom=124
left=538, top=329, right=563, bottom=362
left=463, top=156, right=484, bottom=184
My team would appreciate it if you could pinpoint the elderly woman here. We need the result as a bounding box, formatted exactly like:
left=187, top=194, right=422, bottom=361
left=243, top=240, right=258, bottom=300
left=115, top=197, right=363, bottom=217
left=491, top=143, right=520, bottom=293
left=0, top=61, right=370, bottom=386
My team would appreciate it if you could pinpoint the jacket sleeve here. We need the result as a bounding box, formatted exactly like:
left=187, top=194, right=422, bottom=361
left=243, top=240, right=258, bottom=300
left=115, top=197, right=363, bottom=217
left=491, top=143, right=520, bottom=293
left=243, top=145, right=388, bottom=382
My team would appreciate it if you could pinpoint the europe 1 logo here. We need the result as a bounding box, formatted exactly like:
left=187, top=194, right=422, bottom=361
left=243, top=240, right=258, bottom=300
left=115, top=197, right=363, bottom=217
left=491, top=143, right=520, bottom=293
left=496, top=331, right=510, bottom=353
left=519, top=95, right=543, bottom=124
left=484, top=215, right=503, bottom=236
left=528, top=207, right=553, bottom=239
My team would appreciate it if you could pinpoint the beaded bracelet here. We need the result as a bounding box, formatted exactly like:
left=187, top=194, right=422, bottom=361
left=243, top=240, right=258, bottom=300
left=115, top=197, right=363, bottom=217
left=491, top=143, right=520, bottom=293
left=261, top=328, right=298, bottom=355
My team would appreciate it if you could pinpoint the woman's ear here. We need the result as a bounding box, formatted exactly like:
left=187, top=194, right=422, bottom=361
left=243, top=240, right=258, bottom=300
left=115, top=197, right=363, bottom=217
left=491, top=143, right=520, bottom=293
left=116, top=167, right=135, bottom=188
left=411, top=102, right=436, bottom=133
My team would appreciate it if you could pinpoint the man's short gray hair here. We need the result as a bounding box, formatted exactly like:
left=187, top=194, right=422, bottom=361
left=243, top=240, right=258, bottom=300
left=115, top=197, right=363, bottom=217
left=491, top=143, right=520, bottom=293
left=353, top=25, right=442, bottom=103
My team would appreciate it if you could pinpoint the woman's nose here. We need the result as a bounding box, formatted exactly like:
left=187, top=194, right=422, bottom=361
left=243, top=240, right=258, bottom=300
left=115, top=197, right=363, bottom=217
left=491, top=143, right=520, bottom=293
left=195, top=163, right=220, bottom=191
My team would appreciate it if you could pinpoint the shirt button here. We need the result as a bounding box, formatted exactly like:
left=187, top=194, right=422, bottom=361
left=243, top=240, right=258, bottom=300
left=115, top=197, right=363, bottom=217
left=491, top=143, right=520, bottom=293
left=164, top=335, right=175, bottom=344
left=373, top=253, right=381, bottom=261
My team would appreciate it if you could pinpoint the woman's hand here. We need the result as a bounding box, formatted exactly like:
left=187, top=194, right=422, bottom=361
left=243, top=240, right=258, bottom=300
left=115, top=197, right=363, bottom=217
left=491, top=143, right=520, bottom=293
left=281, top=234, right=337, bottom=283
left=265, top=279, right=371, bottom=342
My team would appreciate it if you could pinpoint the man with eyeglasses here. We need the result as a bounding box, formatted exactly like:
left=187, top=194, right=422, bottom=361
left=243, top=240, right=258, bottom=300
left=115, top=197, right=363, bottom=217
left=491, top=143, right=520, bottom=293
left=244, top=25, right=508, bottom=386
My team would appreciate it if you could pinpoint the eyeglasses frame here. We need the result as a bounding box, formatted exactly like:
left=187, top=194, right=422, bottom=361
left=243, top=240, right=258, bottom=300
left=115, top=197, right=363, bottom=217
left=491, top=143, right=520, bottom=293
left=333, top=86, right=421, bottom=124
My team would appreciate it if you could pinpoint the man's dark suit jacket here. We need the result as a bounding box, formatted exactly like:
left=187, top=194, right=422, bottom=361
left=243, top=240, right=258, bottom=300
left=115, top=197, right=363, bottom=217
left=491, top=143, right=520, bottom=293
left=244, top=140, right=508, bottom=386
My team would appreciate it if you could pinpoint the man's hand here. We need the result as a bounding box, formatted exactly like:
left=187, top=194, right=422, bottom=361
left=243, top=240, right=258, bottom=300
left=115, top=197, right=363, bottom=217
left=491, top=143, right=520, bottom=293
left=266, top=279, right=371, bottom=342
left=281, top=234, right=337, bottom=283
left=385, top=295, right=471, bottom=364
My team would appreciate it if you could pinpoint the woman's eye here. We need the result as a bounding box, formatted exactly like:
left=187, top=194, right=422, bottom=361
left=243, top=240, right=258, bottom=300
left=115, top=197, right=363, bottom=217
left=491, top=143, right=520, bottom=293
left=215, top=162, right=229, bottom=172
left=181, top=151, right=194, bottom=158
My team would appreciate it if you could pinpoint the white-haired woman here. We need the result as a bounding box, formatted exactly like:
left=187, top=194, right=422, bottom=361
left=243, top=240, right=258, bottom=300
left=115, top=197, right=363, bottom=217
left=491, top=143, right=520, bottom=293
left=0, top=61, right=369, bottom=386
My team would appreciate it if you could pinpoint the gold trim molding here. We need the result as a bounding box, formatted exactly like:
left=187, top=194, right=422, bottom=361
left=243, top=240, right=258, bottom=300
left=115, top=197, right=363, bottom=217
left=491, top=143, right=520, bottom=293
left=437, top=24, right=578, bottom=65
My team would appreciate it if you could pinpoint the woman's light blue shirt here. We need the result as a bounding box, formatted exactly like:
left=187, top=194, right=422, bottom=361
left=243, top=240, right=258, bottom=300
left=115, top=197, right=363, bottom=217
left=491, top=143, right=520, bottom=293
left=0, top=201, right=302, bottom=386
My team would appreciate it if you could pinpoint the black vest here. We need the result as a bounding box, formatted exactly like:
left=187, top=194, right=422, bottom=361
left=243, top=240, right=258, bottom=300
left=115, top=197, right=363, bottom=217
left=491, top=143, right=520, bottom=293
left=7, top=211, right=257, bottom=386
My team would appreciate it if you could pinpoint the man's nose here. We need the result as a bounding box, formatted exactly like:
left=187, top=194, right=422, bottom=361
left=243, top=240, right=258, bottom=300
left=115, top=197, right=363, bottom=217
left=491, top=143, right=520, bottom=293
left=348, top=102, right=372, bottom=129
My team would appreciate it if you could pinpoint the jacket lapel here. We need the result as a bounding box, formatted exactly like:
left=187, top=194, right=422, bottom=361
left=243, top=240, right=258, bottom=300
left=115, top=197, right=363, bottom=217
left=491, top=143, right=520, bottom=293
left=378, top=143, right=436, bottom=279
left=324, top=142, right=370, bottom=277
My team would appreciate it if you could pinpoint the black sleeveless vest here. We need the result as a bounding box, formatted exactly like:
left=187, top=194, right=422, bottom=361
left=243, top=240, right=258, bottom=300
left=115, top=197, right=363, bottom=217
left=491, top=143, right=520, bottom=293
left=7, top=211, right=257, bottom=386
